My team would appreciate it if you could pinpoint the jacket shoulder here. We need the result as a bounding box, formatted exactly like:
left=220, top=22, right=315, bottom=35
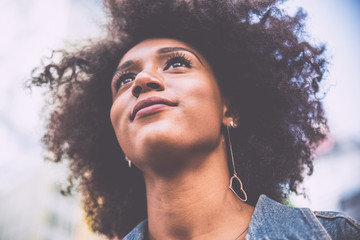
left=313, top=210, right=360, bottom=240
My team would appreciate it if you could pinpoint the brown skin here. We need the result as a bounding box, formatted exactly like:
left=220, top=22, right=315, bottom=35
left=110, top=39, right=254, bottom=240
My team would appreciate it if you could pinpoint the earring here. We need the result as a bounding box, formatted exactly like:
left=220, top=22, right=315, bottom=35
left=227, top=121, right=248, bottom=202
left=125, top=156, right=132, bottom=168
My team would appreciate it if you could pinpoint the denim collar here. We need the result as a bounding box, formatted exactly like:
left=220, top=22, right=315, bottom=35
left=245, top=195, right=331, bottom=239
left=123, top=194, right=332, bottom=240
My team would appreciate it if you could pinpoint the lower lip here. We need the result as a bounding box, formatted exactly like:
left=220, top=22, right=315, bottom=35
left=134, top=104, right=174, bottom=120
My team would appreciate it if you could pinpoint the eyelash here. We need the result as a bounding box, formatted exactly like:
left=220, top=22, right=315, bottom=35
left=163, top=52, right=192, bottom=71
left=113, top=52, right=193, bottom=90
left=113, top=71, right=136, bottom=90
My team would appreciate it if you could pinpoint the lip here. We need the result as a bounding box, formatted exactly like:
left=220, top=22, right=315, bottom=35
left=131, top=96, right=177, bottom=120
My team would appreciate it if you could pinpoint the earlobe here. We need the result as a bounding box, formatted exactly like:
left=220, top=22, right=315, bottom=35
left=222, top=101, right=240, bottom=127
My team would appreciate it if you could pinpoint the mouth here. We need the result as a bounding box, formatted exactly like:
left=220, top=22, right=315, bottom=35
left=131, top=96, right=177, bottom=120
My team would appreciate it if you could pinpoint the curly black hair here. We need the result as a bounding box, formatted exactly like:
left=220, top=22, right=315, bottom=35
left=28, top=0, right=328, bottom=238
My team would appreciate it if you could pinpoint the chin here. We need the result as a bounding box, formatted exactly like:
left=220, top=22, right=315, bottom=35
left=138, top=126, right=182, bottom=153
left=134, top=126, right=218, bottom=162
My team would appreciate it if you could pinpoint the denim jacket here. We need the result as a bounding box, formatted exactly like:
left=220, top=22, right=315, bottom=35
left=123, top=195, right=360, bottom=239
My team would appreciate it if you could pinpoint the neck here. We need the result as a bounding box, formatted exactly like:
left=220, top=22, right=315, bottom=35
left=143, top=140, right=254, bottom=240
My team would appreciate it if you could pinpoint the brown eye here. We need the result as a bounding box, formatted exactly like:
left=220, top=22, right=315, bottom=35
left=171, top=62, right=186, bottom=68
left=114, top=72, right=136, bottom=90
left=163, top=53, right=192, bottom=71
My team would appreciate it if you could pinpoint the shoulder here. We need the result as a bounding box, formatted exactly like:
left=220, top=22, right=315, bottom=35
left=313, top=210, right=360, bottom=240
left=246, top=195, right=360, bottom=240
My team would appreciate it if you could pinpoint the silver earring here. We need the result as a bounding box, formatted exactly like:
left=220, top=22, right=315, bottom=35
left=230, top=120, right=237, bottom=128
left=125, top=156, right=132, bottom=168
left=227, top=121, right=248, bottom=202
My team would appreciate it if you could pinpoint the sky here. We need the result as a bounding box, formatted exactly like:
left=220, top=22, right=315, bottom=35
left=0, top=0, right=106, bottom=194
left=284, top=0, right=360, bottom=140
left=0, top=0, right=359, bottom=211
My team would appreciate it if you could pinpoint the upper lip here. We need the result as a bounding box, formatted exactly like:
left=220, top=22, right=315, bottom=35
left=131, top=96, right=177, bottom=120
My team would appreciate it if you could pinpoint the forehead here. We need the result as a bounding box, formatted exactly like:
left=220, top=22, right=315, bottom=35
left=119, top=38, right=200, bottom=64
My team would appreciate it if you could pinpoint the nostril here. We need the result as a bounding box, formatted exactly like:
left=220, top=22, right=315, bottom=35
left=133, top=86, right=142, bottom=96
left=132, top=78, right=163, bottom=97
left=147, top=82, right=160, bottom=89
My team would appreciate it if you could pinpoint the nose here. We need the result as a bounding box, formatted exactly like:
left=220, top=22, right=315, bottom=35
left=131, top=70, right=165, bottom=98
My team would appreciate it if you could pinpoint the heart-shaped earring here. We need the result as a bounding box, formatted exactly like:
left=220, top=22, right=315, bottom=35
left=226, top=121, right=248, bottom=202
left=229, top=174, right=248, bottom=202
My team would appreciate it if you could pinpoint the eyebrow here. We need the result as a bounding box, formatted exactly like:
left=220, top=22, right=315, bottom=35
left=114, top=60, right=134, bottom=74
left=114, top=46, right=203, bottom=75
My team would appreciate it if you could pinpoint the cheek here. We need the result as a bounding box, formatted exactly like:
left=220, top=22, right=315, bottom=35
left=110, top=92, right=133, bottom=131
left=178, top=75, right=223, bottom=136
left=185, top=75, right=222, bottom=117
left=110, top=100, right=130, bottom=149
left=110, top=102, right=120, bottom=131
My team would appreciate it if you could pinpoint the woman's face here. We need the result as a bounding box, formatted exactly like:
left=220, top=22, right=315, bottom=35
left=110, top=38, right=228, bottom=171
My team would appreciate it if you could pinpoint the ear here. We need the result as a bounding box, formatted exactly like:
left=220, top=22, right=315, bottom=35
left=222, top=99, right=240, bottom=127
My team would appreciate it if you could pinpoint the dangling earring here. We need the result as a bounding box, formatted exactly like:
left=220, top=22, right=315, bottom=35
left=125, top=156, right=132, bottom=168
left=227, top=120, right=248, bottom=202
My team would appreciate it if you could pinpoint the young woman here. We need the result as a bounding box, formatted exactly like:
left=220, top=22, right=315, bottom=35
left=29, top=0, right=360, bottom=239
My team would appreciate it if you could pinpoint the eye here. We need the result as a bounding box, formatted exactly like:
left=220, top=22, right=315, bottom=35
left=163, top=52, right=192, bottom=71
left=113, top=72, right=136, bottom=90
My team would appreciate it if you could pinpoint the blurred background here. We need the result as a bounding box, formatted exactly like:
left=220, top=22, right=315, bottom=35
left=0, top=0, right=359, bottom=239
